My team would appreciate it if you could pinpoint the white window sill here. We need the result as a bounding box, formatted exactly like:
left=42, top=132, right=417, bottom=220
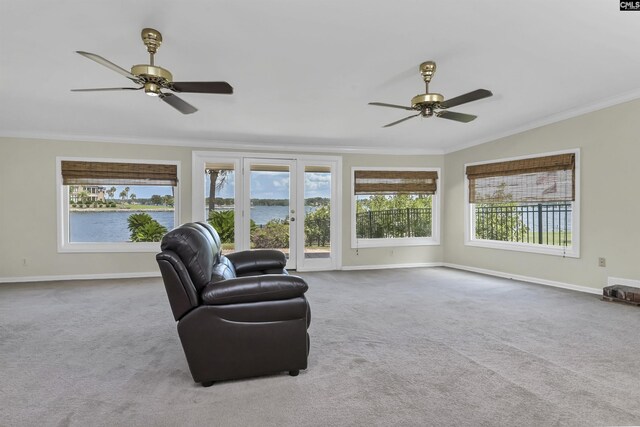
left=352, top=237, right=440, bottom=249
left=58, top=242, right=162, bottom=253
left=465, top=239, right=579, bottom=258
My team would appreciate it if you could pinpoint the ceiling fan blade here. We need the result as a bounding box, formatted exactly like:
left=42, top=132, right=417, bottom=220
left=71, top=87, right=142, bottom=92
left=171, top=82, right=233, bottom=94
left=76, top=51, right=140, bottom=82
left=437, top=110, right=477, bottom=123
left=369, top=102, right=414, bottom=111
left=160, top=93, right=198, bottom=114
left=383, top=114, right=420, bottom=128
left=439, top=89, right=493, bottom=109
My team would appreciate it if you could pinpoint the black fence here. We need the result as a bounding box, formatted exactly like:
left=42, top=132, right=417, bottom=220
left=474, top=203, right=572, bottom=246
left=356, top=208, right=432, bottom=239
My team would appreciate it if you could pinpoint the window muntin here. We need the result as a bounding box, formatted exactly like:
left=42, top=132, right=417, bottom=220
left=351, top=168, right=440, bottom=248
left=466, top=151, right=579, bottom=257
left=58, top=158, right=179, bottom=252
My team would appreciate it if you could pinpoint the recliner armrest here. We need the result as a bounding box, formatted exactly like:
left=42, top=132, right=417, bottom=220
left=226, top=250, right=287, bottom=276
left=201, top=275, right=308, bottom=305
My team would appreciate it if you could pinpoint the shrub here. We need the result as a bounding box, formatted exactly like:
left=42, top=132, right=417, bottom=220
left=207, top=210, right=235, bottom=243
left=251, top=218, right=289, bottom=249
left=127, top=212, right=167, bottom=242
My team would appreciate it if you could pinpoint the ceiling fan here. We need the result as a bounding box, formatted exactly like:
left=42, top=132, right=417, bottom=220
left=72, top=28, right=233, bottom=114
left=369, top=61, right=492, bottom=127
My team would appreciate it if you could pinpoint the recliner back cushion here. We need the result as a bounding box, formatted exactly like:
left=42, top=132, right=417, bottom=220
left=160, top=225, right=215, bottom=292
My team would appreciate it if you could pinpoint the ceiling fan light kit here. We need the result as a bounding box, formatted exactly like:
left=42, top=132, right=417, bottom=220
left=72, top=28, right=233, bottom=114
left=369, top=60, right=493, bottom=127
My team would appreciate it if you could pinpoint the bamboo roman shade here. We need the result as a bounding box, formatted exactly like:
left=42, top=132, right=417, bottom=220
left=354, top=170, right=438, bottom=195
left=61, top=161, right=178, bottom=186
left=466, top=153, right=575, bottom=203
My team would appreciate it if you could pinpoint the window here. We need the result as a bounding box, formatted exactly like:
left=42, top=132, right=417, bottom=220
left=351, top=167, right=440, bottom=248
left=57, top=158, right=179, bottom=252
left=465, top=150, right=579, bottom=257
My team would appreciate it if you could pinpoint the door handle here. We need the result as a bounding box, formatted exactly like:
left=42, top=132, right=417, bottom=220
left=291, top=217, right=295, bottom=222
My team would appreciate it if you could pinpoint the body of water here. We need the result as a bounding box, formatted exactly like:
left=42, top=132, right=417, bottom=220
left=249, top=205, right=316, bottom=225
left=69, top=206, right=317, bottom=242
left=70, top=211, right=175, bottom=242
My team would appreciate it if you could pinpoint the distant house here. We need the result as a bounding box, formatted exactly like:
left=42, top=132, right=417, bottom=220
left=69, top=185, right=106, bottom=203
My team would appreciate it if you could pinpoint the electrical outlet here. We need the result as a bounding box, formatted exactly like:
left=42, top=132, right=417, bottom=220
left=598, top=257, right=606, bottom=267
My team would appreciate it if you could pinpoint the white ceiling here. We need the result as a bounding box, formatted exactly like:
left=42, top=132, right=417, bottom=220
left=2, top=1, right=640, bottom=154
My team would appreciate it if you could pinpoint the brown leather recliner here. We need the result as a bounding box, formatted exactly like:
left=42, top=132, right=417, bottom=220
left=156, top=222, right=310, bottom=386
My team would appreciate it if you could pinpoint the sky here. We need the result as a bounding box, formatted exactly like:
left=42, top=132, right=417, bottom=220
left=205, top=171, right=331, bottom=199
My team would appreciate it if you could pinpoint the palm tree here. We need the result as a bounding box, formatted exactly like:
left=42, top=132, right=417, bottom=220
left=78, top=190, right=90, bottom=204
left=130, top=193, right=137, bottom=204
left=206, top=169, right=230, bottom=212
left=119, top=189, right=128, bottom=201
left=107, top=186, right=117, bottom=200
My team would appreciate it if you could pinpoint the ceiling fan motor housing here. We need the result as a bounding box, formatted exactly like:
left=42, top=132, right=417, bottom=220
left=131, top=64, right=173, bottom=95
left=411, top=93, right=444, bottom=109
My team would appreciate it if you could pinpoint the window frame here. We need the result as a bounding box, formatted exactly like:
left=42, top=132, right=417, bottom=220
left=464, top=149, right=580, bottom=258
left=350, top=166, right=441, bottom=249
left=56, top=156, right=180, bottom=253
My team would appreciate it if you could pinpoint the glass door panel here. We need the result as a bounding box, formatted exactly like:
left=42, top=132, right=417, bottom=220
left=205, top=162, right=236, bottom=254
left=244, top=159, right=296, bottom=269
left=304, top=165, right=331, bottom=259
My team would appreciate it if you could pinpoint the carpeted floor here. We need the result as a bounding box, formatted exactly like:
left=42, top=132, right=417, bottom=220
left=1, top=267, right=640, bottom=427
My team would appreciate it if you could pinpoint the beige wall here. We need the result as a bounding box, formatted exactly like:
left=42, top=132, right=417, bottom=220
left=0, top=138, right=443, bottom=280
left=0, top=138, right=192, bottom=279
left=341, top=153, right=444, bottom=267
left=443, top=98, right=640, bottom=290
left=4, top=97, right=639, bottom=287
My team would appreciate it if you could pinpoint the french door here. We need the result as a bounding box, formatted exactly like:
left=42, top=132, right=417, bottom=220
left=193, top=152, right=341, bottom=271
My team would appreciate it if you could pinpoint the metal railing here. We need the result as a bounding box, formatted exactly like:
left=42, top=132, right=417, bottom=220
left=474, top=203, right=572, bottom=246
left=356, top=208, right=432, bottom=239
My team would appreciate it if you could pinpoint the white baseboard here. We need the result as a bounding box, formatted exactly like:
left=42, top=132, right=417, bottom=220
left=443, top=263, right=601, bottom=295
left=342, top=262, right=444, bottom=271
left=607, top=276, right=640, bottom=287
left=0, top=271, right=161, bottom=284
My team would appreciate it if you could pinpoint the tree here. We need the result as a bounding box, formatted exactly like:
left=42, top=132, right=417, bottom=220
left=119, top=188, right=129, bottom=201
left=304, top=206, right=330, bottom=247
left=77, top=190, right=90, bottom=204
left=107, top=186, right=117, bottom=200
left=163, top=195, right=174, bottom=207
left=355, top=194, right=432, bottom=238
left=130, top=193, right=137, bottom=204
left=206, top=169, right=230, bottom=212
left=474, top=183, right=528, bottom=242
left=150, top=194, right=163, bottom=205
